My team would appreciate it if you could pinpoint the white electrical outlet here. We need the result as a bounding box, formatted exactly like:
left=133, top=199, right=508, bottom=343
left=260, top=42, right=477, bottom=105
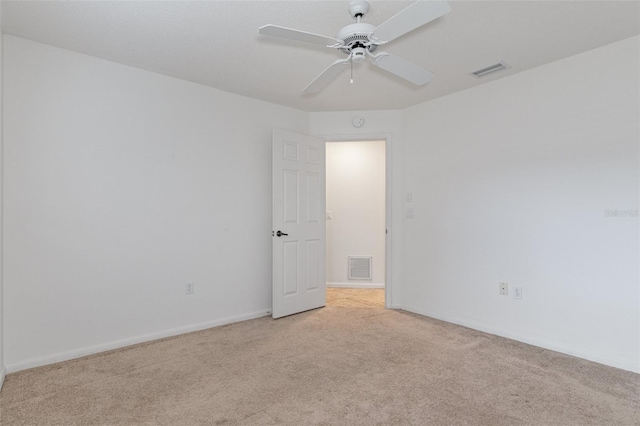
left=406, top=192, right=413, bottom=203
left=185, top=281, right=194, bottom=295
left=513, top=286, right=522, bottom=300
left=499, top=282, right=508, bottom=296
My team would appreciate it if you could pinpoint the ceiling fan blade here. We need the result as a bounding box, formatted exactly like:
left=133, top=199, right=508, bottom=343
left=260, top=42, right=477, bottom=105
left=303, top=58, right=350, bottom=93
left=259, top=25, right=342, bottom=47
left=372, top=52, right=434, bottom=85
left=370, top=0, right=451, bottom=44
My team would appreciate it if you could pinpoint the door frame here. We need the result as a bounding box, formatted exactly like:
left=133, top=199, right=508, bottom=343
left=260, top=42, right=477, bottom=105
left=321, top=133, right=394, bottom=309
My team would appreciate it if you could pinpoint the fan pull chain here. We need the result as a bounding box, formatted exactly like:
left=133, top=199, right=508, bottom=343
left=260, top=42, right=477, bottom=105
left=350, top=59, right=354, bottom=84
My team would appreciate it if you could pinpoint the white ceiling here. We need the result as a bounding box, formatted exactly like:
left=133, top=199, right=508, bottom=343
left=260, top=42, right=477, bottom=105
left=2, top=1, right=639, bottom=112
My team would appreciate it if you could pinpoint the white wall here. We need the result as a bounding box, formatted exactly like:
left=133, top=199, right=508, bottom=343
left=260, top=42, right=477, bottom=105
left=0, top=1, right=5, bottom=390
left=326, top=141, right=385, bottom=287
left=3, top=36, right=309, bottom=371
left=310, top=110, right=403, bottom=307
left=2, top=31, right=637, bottom=378
left=402, top=36, right=640, bottom=373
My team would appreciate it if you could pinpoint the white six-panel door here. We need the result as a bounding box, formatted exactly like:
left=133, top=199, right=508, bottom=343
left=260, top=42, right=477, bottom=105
left=272, top=129, right=326, bottom=319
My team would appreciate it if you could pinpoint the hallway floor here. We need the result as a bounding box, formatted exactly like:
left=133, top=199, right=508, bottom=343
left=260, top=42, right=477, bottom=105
left=326, top=288, right=384, bottom=308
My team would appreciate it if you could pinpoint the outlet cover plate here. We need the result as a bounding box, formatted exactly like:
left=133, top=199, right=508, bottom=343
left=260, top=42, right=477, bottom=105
left=513, top=286, right=522, bottom=299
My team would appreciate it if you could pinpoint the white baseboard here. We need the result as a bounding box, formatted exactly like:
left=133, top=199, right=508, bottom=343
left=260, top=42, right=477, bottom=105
left=6, top=309, right=271, bottom=374
left=327, top=282, right=385, bottom=289
left=0, top=365, right=6, bottom=392
left=401, top=304, right=639, bottom=374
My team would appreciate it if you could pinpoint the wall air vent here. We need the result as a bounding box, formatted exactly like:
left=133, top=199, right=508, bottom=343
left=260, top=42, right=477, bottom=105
left=470, top=61, right=510, bottom=78
left=348, top=256, right=372, bottom=280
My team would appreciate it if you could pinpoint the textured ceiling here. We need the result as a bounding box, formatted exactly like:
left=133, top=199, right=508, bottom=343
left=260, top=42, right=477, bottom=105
left=2, top=1, right=639, bottom=112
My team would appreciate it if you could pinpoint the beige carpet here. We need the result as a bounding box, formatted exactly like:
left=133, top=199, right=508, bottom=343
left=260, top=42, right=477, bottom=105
left=1, top=289, right=638, bottom=425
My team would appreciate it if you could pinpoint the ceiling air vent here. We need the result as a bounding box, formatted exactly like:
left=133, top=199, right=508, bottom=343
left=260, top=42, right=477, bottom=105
left=470, top=61, right=509, bottom=78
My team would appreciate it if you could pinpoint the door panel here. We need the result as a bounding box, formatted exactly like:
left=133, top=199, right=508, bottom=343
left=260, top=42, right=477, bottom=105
left=283, top=241, right=299, bottom=296
left=306, top=173, right=320, bottom=222
left=283, top=169, right=299, bottom=223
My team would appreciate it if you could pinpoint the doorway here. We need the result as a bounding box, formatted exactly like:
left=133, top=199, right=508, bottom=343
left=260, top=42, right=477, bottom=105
left=325, top=140, right=386, bottom=307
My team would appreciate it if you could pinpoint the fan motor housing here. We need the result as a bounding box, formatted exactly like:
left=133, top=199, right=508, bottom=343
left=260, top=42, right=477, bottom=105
left=336, top=23, right=377, bottom=56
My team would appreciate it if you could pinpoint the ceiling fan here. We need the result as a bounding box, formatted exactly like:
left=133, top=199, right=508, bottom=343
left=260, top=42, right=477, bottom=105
left=259, top=0, right=451, bottom=93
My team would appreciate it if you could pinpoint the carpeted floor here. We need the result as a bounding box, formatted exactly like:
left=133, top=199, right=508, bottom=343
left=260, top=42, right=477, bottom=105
left=1, top=289, right=638, bottom=425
